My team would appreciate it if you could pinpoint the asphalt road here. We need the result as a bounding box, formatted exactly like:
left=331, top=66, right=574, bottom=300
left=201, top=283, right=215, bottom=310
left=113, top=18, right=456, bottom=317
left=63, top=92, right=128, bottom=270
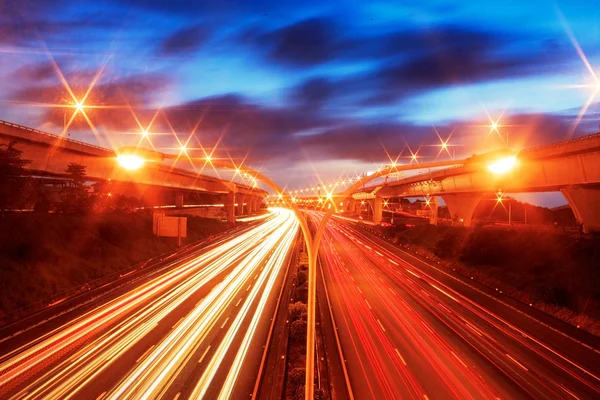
left=311, top=212, right=600, bottom=400
left=0, top=208, right=298, bottom=400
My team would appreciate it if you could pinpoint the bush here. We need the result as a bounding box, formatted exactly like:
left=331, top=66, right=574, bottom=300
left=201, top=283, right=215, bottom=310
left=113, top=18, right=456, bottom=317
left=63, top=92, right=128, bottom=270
left=289, top=301, right=307, bottom=322
left=288, top=368, right=305, bottom=400
left=290, top=319, right=307, bottom=344
left=296, top=270, right=307, bottom=286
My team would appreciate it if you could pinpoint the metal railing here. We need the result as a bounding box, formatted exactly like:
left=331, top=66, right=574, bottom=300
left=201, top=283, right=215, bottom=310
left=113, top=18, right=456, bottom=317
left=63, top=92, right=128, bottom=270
left=0, top=119, right=111, bottom=153
left=521, top=131, right=600, bottom=154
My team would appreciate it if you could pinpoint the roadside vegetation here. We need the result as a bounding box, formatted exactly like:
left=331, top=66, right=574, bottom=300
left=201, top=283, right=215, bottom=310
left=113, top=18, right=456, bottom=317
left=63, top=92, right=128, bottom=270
left=284, top=236, right=313, bottom=400
left=0, top=141, right=234, bottom=319
left=381, top=223, right=600, bottom=335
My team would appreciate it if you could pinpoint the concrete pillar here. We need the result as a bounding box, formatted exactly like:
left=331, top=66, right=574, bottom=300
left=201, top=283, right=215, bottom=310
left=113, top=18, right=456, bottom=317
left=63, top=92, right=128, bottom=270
left=372, top=197, right=383, bottom=225
left=561, top=187, right=600, bottom=233
left=429, top=196, right=439, bottom=226
left=250, top=196, right=260, bottom=215
left=236, top=194, right=245, bottom=216
left=225, top=191, right=235, bottom=223
left=441, top=193, right=482, bottom=227
left=175, top=192, right=184, bottom=209
left=348, top=199, right=356, bottom=213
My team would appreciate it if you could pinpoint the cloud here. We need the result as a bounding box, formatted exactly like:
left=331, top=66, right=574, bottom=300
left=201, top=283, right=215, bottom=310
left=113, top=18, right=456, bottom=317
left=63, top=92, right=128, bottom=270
left=10, top=62, right=57, bottom=81
left=9, top=71, right=172, bottom=133
left=256, top=18, right=337, bottom=67
left=291, top=77, right=336, bottom=109
left=159, top=24, right=207, bottom=55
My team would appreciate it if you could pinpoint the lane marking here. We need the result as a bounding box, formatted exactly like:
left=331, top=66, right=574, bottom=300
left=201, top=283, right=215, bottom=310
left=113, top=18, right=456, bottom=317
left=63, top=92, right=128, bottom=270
left=406, top=269, right=421, bottom=279
left=451, top=351, right=468, bottom=368
left=466, top=322, right=483, bottom=337
left=365, top=300, right=372, bottom=310
left=430, top=283, right=459, bottom=303
left=375, top=251, right=383, bottom=256
left=388, top=258, right=399, bottom=265
left=559, top=384, right=581, bottom=400
left=505, top=353, right=528, bottom=371
left=96, top=392, right=107, bottom=400
left=254, top=274, right=258, bottom=280
left=377, top=319, right=386, bottom=332
left=357, top=287, right=362, bottom=294
left=246, top=284, right=251, bottom=292
left=236, top=298, right=242, bottom=307
left=395, top=348, right=407, bottom=365
left=136, top=345, right=155, bottom=363
left=199, top=345, right=212, bottom=363
left=172, top=317, right=183, bottom=329
left=173, top=393, right=181, bottom=400
left=221, top=317, right=230, bottom=329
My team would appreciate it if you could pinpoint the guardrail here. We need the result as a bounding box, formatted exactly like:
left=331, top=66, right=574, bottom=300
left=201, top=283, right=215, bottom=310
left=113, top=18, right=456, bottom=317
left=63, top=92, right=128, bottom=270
left=0, top=119, right=111, bottom=152
left=521, top=131, right=600, bottom=154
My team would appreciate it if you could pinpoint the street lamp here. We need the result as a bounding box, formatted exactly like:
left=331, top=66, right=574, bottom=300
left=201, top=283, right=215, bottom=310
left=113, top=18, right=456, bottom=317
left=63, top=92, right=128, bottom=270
left=117, top=154, right=145, bottom=170
left=487, top=156, right=517, bottom=174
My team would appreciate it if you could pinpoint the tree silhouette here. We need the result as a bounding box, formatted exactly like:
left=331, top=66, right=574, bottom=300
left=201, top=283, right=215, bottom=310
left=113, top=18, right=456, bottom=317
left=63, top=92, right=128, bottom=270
left=60, top=163, right=90, bottom=213
left=0, top=141, right=30, bottom=217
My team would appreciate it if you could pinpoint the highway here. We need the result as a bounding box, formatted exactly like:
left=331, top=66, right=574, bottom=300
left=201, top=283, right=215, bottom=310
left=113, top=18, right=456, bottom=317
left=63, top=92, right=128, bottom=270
left=310, top=212, right=600, bottom=400
left=0, top=208, right=298, bottom=400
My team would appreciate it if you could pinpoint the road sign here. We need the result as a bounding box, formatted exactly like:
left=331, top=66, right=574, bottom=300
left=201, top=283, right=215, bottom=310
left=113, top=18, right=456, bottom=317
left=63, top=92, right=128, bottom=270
left=153, top=212, right=187, bottom=245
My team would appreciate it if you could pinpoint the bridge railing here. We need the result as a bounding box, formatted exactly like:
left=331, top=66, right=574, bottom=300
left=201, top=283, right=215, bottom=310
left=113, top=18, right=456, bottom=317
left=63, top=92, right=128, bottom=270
left=0, top=119, right=111, bottom=153
left=520, top=131, right=600, bottom=154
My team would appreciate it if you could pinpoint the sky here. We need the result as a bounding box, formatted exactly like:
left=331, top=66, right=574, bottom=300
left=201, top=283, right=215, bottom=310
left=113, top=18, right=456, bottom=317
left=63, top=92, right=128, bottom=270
left=1, top=0, right=600, bottom=206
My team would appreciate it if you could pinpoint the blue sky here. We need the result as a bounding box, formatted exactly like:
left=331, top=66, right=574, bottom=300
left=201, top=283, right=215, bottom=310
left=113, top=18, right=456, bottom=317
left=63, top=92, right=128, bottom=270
left=1, top=0, right=599, bottom=206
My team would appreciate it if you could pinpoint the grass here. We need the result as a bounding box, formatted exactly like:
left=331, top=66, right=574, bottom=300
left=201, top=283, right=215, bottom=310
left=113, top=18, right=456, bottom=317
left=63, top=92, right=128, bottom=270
left=0, top=211, right=233, bottom=316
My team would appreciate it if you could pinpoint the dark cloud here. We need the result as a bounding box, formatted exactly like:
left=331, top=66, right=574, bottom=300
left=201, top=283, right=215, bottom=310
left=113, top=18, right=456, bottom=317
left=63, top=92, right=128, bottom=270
left=156, top=94, right=334, bottom=161
left=257, top=18, right=337, bottom=67
left=291, top=77, right=336, bottom=109
left=159, top=24, right=207, bottom=55
left=248, top=20, right=568, bottom=107
left=11, top=62, right=57, bottom=81
left=10, top=72, right=172, bottom=133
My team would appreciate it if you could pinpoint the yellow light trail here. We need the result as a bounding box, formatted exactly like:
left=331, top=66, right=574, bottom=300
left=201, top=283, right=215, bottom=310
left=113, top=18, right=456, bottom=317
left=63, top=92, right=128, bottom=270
left=1, top=209, right=298, bottom=400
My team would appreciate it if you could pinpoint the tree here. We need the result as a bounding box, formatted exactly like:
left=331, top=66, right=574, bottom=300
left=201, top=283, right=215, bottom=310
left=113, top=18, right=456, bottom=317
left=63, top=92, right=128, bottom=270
left=0, top=141, right=30, bottom=216
left=60, top=163, right=90, bottom=213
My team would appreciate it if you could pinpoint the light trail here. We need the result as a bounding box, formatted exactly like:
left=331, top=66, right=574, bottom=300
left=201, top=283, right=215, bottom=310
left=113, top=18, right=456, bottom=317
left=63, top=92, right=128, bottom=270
left=0, top=208, right=298, bottom=399
left=309, top=211, right=600, bottom=400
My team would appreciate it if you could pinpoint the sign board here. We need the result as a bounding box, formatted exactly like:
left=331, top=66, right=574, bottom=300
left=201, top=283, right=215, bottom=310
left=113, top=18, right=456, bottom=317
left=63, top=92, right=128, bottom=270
left=153, top=212, right=187, bottom=239
left=416, top=209, right=431, bottom=217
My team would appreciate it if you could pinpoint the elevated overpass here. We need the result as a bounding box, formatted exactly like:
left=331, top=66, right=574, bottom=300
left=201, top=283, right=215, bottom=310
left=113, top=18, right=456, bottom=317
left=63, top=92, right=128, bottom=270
left=297, top=132, right=600, bottom=232
left=0, top=120, right=266, bottom=222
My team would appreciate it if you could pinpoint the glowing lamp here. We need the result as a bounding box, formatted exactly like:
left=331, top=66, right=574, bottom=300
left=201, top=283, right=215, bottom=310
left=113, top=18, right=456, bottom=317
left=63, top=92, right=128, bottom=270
left=117, top=154, right=145, bottom=170
left=488, top=156, right=517, bottom=174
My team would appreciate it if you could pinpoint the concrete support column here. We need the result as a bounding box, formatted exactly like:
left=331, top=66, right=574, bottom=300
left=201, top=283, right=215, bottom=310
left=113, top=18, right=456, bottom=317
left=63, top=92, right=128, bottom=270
left=225, top=191, right=235, bottom=223
left=236, top=194, right=245, bottom=216
left=348, top=198, right=356, bottom=213
left=372, top=197, right=383, bottom=225
left=441, top=193, right=482, bottom=227
left=175, top=192, right=184, bottom=209
left=561, top=187, right=600, bottom=233
left=250, top=196, right=260, bottom=214
left=429, top=196, right=439, bottom=226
